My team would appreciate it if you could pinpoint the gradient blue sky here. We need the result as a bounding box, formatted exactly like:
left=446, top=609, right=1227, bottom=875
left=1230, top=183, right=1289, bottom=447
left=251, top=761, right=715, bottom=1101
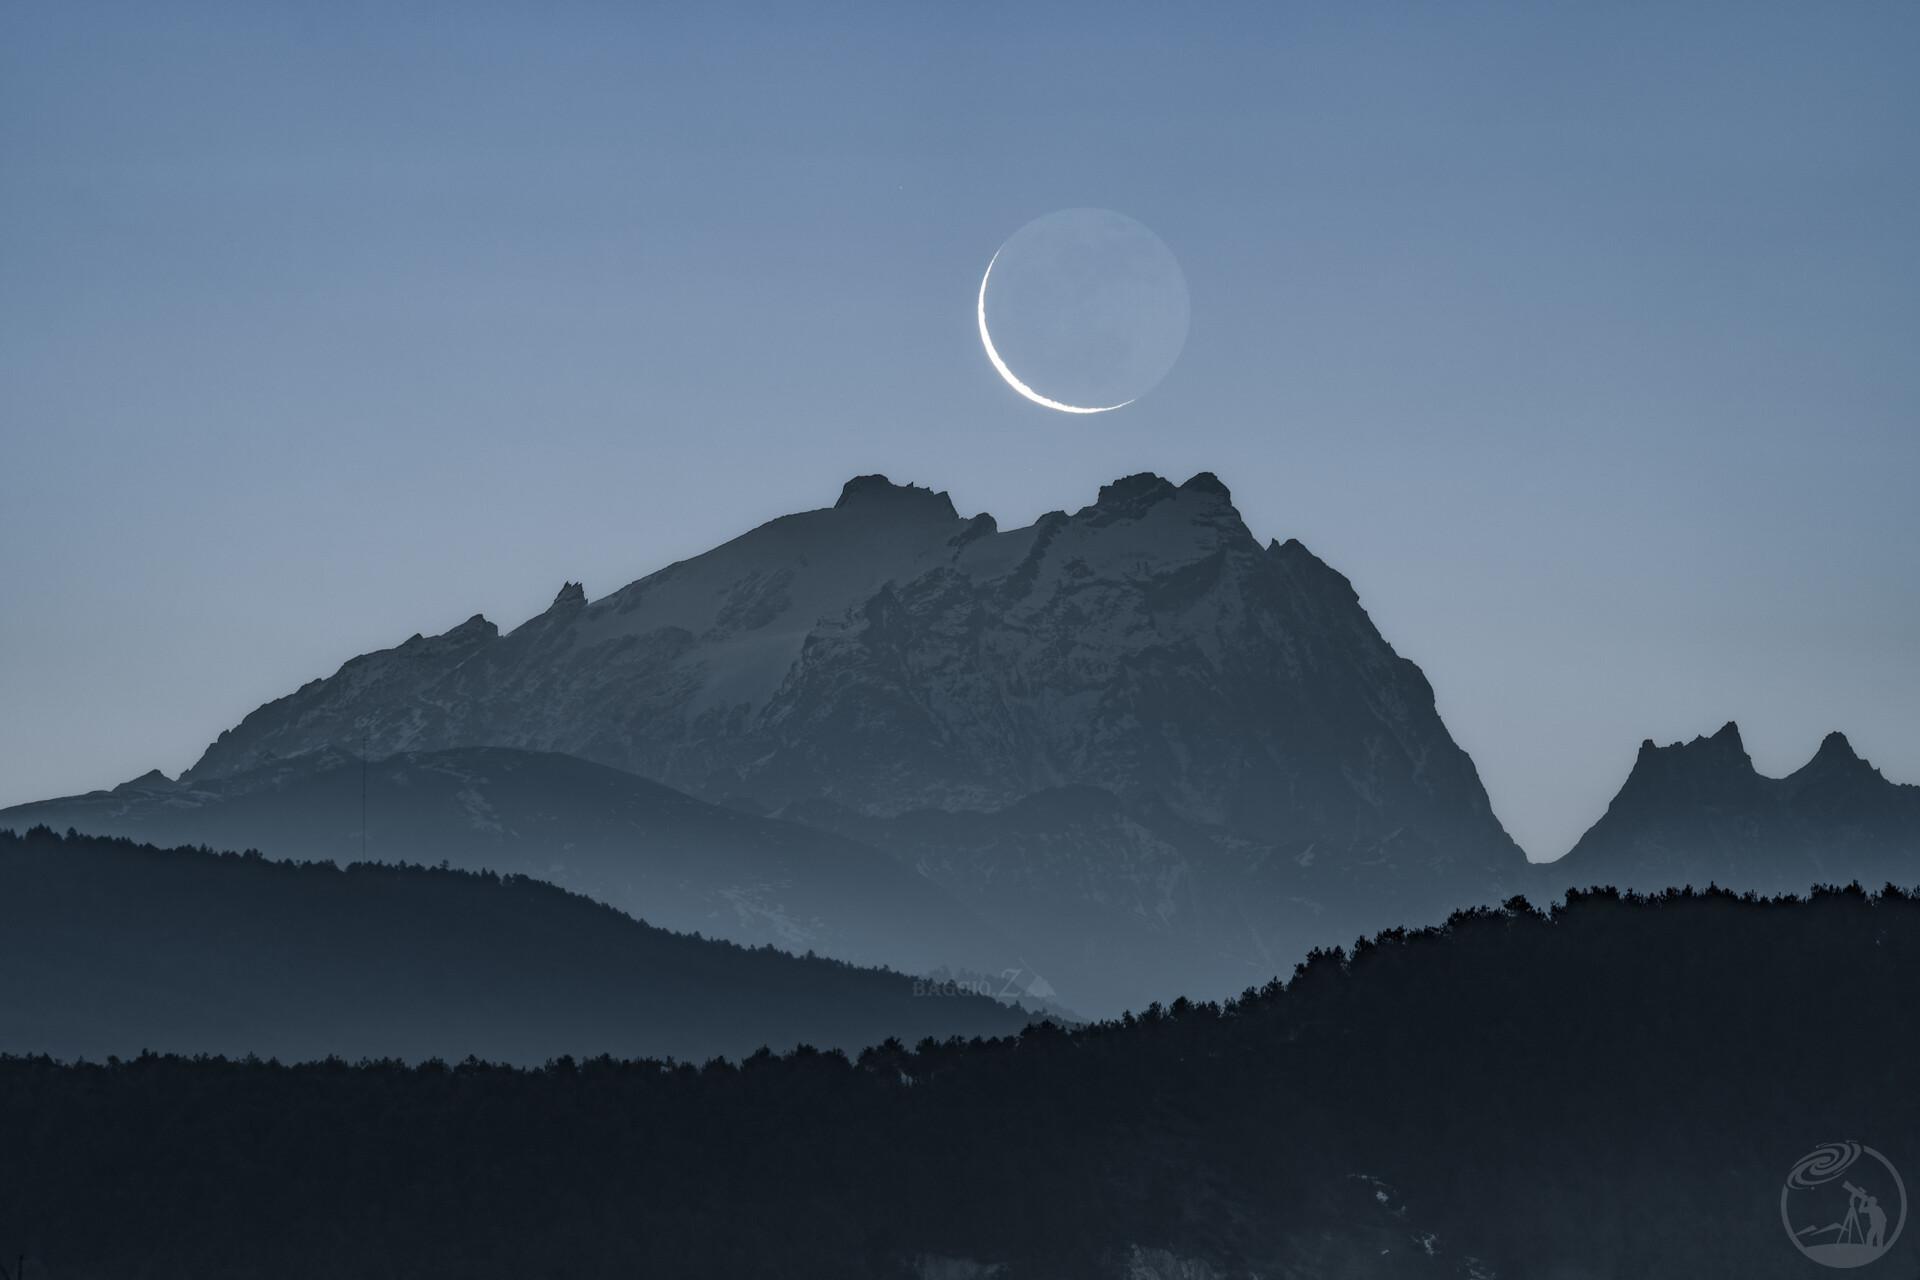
left=3, top=2, right=1916, bottom=859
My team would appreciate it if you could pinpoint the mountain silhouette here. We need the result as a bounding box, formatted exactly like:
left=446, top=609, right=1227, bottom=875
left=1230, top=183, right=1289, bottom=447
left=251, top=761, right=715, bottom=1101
left=1544, top=721, right=1920, bottom=894
left=35, top=472, right=1528, bottom=1011
left=0, top=825, right=1034, bottom=1065
left=0, top=745, right=1022, bottom=985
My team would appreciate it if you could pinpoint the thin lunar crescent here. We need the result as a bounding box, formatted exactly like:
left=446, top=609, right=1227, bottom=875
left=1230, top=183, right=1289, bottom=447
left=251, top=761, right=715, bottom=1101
left=977, top=251, right=1133, bottom=414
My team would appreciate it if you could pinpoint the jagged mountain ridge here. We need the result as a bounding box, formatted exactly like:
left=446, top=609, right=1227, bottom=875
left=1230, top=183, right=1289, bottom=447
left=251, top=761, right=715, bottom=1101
left=117, top=471, right=1529, bottom=1010
left=188, top=471, right=1521, bottom=862
left=1545, top=721, right=1920, bottom=894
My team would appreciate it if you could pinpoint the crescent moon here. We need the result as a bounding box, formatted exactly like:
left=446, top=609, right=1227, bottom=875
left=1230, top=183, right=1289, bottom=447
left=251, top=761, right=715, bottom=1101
left=977, top=251, right=1133, bottom=414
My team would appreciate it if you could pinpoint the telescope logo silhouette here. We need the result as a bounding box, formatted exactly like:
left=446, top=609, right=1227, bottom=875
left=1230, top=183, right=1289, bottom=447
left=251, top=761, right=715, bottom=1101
left=1781, top=1142, right=1907, bottom=1269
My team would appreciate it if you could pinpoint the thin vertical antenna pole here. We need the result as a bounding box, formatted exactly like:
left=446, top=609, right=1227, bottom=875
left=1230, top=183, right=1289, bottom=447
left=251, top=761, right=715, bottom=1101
left=361, top=727, right=369, bottom=863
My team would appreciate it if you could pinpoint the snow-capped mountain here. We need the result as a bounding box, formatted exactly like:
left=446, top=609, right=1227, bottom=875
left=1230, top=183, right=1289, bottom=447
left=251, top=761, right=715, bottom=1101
left=39, top=472, right=1535, bottom=1011
left=1544, top=722, right=1920, bottom=896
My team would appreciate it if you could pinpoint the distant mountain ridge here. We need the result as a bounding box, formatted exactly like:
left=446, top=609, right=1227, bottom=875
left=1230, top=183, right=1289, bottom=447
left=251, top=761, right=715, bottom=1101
left=0, top=745, right=1027, bottom=988
left=0, top=826, right=1034, bottom=1065
left=1544, top=721, right=1920, bottom=894
left=120, top=471, right=1530, bottom=1010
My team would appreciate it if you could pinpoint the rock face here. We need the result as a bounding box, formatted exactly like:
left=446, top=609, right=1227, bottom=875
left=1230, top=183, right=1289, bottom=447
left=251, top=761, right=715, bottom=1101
left=1545, top=722, right=1920, bottom=895
left=118, top=472, right=1529, bottom=1010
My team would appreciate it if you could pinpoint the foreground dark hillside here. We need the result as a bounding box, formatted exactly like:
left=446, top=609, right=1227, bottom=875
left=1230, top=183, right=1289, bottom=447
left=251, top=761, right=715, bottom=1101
left=0, top=826, right=1032, bottom=1065
left=3, top=883, right=1917, bottom=1279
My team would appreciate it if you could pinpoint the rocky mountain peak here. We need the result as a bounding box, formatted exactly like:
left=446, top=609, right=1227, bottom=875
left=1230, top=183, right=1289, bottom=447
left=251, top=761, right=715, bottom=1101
left=1551, top=723, right=1919, bottom=895
left=112, top=769, right=178, bottom=794
left=833, top=475, right=960, bottom=521
left=1597, top=725, right=1758, bottom=825
left=1057, top=471, right=1259, bottom=570
left=1791, top=730, right=1878, bottom=782
left=1178, top=470, right=1232, bottom=500
left=173, top=468, right=1522, bottom=899
left=1089, top=471, right=1178, bottom=515
left=447, top=614, right=499, bottom=643
left=507, top=584, right=590, bottom=640
left=1078, top=470, right=1240, bottom=527
left=1706, top=719, right=1746, bottom=750
left=1626, top=721, right=1755, bottom=786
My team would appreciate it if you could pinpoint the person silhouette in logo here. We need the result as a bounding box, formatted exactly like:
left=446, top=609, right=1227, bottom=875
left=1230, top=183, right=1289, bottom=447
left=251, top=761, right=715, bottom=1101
left=1862, top=1191, right=1888, bottom=1249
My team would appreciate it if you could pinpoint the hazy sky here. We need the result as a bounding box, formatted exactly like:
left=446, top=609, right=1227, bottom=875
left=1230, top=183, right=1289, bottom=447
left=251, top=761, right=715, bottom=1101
left=4, top=2, right=1916, bottom=860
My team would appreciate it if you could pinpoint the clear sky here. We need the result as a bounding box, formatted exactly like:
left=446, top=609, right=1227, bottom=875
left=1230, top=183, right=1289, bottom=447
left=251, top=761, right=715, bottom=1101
left=3, top=2, right=1916, bottom=860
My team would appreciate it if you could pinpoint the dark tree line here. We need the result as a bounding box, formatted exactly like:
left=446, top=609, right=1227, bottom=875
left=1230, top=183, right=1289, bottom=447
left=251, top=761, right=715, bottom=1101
left=3, top=866, right=1918, bottom=1277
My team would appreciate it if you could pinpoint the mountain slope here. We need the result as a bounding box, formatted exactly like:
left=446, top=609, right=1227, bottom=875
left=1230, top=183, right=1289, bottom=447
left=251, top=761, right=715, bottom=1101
left=0, top=746, right=1024, bottom=985
left=1544, top=721, right=1920, bottom=894
left=184, top=474, right=1514, bottom=863
left=0, top=826, right=1035, bottom=1066
left=39, top=471, right=1532, bottom=1011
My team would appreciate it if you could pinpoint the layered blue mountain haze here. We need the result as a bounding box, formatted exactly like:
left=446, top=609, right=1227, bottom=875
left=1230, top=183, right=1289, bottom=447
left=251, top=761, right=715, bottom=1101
left=8, top=472, right=1534, bottom=1014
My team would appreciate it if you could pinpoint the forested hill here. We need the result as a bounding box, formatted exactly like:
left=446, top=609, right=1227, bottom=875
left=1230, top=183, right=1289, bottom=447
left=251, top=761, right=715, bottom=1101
left=3, top=882, right=1917, bottom=1279
left=0, top=826, right=1033, bottom=1066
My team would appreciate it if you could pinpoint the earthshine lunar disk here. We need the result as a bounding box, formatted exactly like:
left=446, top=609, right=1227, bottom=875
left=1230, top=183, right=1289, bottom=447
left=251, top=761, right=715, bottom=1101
left=978, top=252, right=1131, bottom=414
left=977, top=208, right=1190, bottom=414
